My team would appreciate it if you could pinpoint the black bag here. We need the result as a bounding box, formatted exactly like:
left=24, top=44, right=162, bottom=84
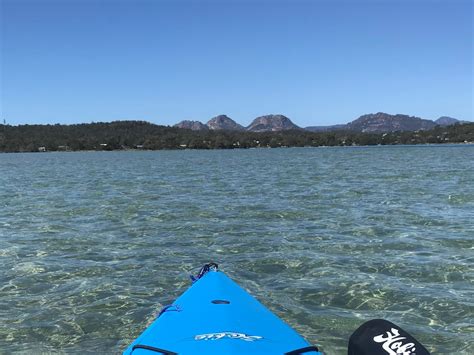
left=348, top=319, right=430, bottom=355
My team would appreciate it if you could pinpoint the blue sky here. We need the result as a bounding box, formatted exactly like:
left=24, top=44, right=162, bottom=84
left=1, top=0, right=472, bottom=127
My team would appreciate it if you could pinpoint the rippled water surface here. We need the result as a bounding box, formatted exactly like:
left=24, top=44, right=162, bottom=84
left=1, top=146, right=473, bottom=354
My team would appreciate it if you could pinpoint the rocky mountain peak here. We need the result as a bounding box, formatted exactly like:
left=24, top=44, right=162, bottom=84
left=173, top=120, right=208, bottom=131
left=206, top=115, right=244, bottom=131
left=247, top=114, right=300, bottom=132
left=435, top=116, right=460, bottom=126
left=346, top=112, right=436, bottom=132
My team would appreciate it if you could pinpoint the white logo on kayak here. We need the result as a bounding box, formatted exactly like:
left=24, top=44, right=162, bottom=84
left=195, top=332, right=263, bottom=342
left=373, top=328, right=416, bottom=355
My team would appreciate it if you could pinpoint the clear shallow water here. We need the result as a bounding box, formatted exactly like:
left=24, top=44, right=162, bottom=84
left=0, top=146, right=473, bottom=354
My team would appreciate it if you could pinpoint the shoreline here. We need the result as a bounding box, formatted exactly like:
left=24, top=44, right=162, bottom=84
left=1, top=142, right=473, bottom=154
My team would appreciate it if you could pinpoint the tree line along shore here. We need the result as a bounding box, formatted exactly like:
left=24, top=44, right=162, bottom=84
left=0, top=121, right=473, bottom=153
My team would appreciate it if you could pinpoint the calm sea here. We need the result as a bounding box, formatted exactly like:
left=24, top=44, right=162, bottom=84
left=1, top=146, right=473, bottom=354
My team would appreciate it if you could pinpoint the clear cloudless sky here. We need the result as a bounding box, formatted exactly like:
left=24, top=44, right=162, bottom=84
left=1, top=0, right=472, bottom=127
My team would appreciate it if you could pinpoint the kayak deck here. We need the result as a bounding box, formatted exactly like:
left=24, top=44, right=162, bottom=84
left=124, top=267, right=320, bottom=354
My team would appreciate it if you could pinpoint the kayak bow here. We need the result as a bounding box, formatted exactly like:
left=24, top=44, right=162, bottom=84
left=123, top=263, right=321, bottom=354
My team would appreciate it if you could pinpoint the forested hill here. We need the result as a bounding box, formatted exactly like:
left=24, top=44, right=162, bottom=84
left=0, top=120, right=473, bottom=153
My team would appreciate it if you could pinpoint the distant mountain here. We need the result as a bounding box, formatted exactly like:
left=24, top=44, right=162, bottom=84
left=173, top=112, right=469, bottom=134
left=435, top=116, right=462, bottom=126
left=247, top=114, right=300, bottom=132
left=346, top=112, right=436, bottom=133
left=305, top=124, right=347, bottom=132
left=174, top=120, right=208, bottom=131
left=206, top=115, right=244, bottom=131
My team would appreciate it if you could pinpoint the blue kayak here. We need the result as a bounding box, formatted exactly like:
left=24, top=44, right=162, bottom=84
left=123, top=263, right=321, bottom=354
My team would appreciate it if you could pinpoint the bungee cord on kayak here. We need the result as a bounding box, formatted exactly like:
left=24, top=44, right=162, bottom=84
left=157, top=304, right=182, bottom=318
left=190, top=262, right=219, bottom=282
